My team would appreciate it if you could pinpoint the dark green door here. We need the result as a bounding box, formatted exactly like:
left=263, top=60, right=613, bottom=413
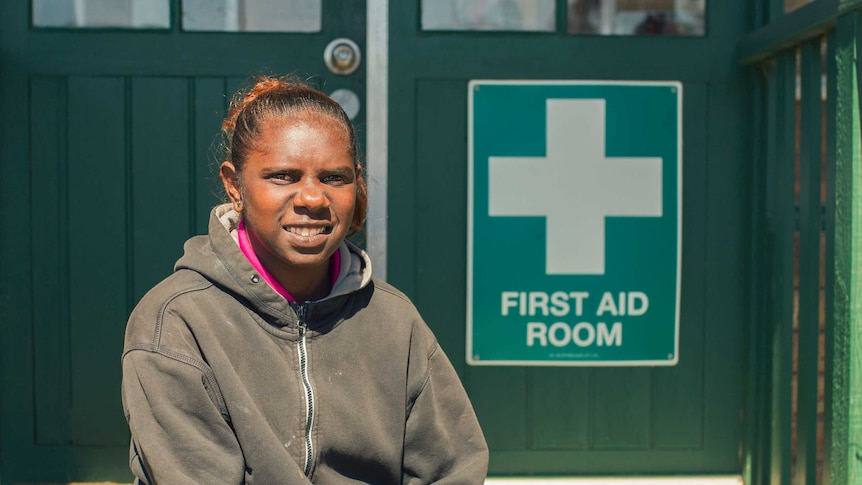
left=0, top=1, right=365, bottom=482
left=387, top=0, right=749, bottom=475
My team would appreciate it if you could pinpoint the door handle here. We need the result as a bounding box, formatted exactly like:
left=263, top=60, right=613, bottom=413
left=324, top=38, right=361, bottom=75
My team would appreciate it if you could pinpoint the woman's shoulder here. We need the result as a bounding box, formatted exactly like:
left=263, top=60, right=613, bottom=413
left=368, top=277, right=411, bottom=302
left=124, top=270, right=216, bottom=345
left=361, top=278, right=440, bottom=345
left=133, top=269, right=214, bottom=315
left=364, top=278, right=424, bottom=319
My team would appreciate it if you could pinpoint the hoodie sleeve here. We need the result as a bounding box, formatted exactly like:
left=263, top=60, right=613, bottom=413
left=402, top=343, right=489, bottom=484
left=122, top=349, right=246, bottom=485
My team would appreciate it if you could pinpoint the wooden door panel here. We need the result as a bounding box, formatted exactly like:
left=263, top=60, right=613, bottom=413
left=31, top=76, right=72, bottom=446
left=529, top=368, right=590, bottom=449
left=67, top=76, right=129, bottom=446
left=193, top=78, right=229, bottom=235
left=8, top=0, right=368, bottom=464
left=592, top=368, right=652, bottom=449
left=130, top=77, right=194, bottom=303
left=396, top=54, right=732, bottom=471
left=29, top=74, right=229, bottom=452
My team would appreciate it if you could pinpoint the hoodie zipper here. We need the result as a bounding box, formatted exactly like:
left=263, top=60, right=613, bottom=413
left=296, top=304, right=315, bottom=476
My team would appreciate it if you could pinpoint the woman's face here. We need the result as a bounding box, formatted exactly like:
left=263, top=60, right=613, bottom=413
left=224, top=113, right=357, bottom=280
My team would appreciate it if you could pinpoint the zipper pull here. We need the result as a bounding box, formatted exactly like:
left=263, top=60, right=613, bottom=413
left=296, top=303, right=308, bottom=333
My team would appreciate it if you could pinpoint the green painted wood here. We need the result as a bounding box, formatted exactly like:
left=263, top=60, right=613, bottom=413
left=765, top=51, right=796, bottom=485
left=30, top=76, right=72, bottom=446
left=746, top=65, right=772, bottom=485
left=193, top=77, right=227, bottom=233
left=828, top=10, right=862, bottom=484
left=131, top=77, right=191, bottom=302
left=2, top=446, right=132, bottom=483
left=770, top=0, right=788, bottom=21
left=385, top=74, right=418, bottom=299
left=2, top=0, right=367, bottom=480
left=66, top=76, right=129, bottom=446
left=738, top=0, right=836, bottom=65
left=555, top=0, right=567, bottom=33
left=822, top=30, right=838, bottom=485
left=489, top=449, right=729, bottom=475
left=839, top=0, right=862, bottom=13
left=848, top=16, right=862, bottom=483
left=389, top=0, right=750, bottom=475
left=0, top=0, right=327, bottom=79
left=389, top=39, right=716, bottom=82
left=794, top=37, right=824, bottom=485
left=650, top=82, right=708, bottom=451
left=529, top=368, right=590, bottom=449
left=471, top=368, right=528, bottom=451
left=650, top=358, right=705, bottom=449
left=410, top=76, right=712, bottom=460
left=591, top=368, right=651, bottom=449
left=701, top=75, right=751, bottom=473
left=0, top=68, right=40, bottom=483
left=414, top=79, right=469, bottom=376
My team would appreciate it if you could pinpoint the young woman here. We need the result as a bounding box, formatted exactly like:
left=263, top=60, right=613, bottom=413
left=122, top=76, right=488, bottom=484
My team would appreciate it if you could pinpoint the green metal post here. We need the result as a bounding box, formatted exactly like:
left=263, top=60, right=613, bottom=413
left=795, top=36, right=823, bottom=485
left=746, top=63, right=770, bottom=485
left=823, top=29, right=838, bottom=485
left=829, top=8, right=862, bottom=485
left=766, top=50, right=798, bottom=485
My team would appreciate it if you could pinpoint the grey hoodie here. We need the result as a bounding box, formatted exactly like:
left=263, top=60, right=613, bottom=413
left=122, top=204, right=489, bottom=484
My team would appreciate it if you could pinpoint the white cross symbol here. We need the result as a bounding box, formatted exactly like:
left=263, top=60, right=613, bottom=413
left=488, top=98, right=663, bottom=275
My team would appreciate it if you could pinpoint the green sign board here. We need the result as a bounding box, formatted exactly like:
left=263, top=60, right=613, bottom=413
left=467, top=80, right=681, bottom=366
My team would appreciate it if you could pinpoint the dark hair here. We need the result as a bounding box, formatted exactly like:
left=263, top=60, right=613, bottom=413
left=221, top=75, right=367, bottom=236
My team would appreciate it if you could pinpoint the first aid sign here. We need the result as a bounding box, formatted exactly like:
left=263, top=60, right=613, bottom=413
left=467, top=80, right=682, bottom=366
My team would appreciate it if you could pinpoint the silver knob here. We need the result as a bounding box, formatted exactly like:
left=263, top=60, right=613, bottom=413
left=324, top=38, right=361, bottom=75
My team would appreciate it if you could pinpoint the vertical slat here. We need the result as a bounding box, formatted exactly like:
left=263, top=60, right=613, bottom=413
left=529, top=368, right=589, bottom=449
left=385, top=74, right=417, bottom=297
left=755, top=0, right=768, bottom=28
left=193, top=77, right=226, bottom=234
left=414, top=79, right=467, bottom=375
left=850, top=14, right=862, bottom=484
left=822, top=29, right=837, bottom=485
left=770, top=0, right=787, bottom=21
left=748, top=64, right=771, bottom=485
left=131, top=77, right=191, bottom=302
left=1, top=67, right=39, bottom=477
left=30, top=76, right=71, bottom=445
left=556, top=0, right=568, bottom=33
left=590, top=368, right=650, bottom=449
left=67, top=76, right=129, bottom=446
left=828, top=9, right=862, bottom=485
left=471, top=368, right=527, bottom=451
left=794, top=37, right=823, bottom=485
left=650, top=363, right=704, bottom=449
left=651, top=82, right=708, bottom=451
left=766, top=51, right=797, bottom=485
left=701, top=57, right=750, bottom=472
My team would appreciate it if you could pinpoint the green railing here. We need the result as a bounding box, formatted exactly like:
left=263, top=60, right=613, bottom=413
left=738, top=1, right=862, bottom=483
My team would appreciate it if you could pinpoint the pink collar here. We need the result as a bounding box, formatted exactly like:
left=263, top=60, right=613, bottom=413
left=237, top=219, right=341, bottom=302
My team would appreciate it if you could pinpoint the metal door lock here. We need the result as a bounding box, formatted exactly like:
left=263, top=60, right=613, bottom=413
left=324, top=38, right=361, bottom=75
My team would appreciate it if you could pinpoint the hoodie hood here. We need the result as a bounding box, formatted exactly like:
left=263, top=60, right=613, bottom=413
left=174, top=203, right=373, bottom=329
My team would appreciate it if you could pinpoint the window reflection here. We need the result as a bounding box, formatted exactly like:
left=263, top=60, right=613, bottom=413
left=183, top=0, right=321, bottom=32
left=568, top=0, right=705, bottom=36
left=33, top=0, right=169, bottom=28
left=422, top=0, right=555, bottom=32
